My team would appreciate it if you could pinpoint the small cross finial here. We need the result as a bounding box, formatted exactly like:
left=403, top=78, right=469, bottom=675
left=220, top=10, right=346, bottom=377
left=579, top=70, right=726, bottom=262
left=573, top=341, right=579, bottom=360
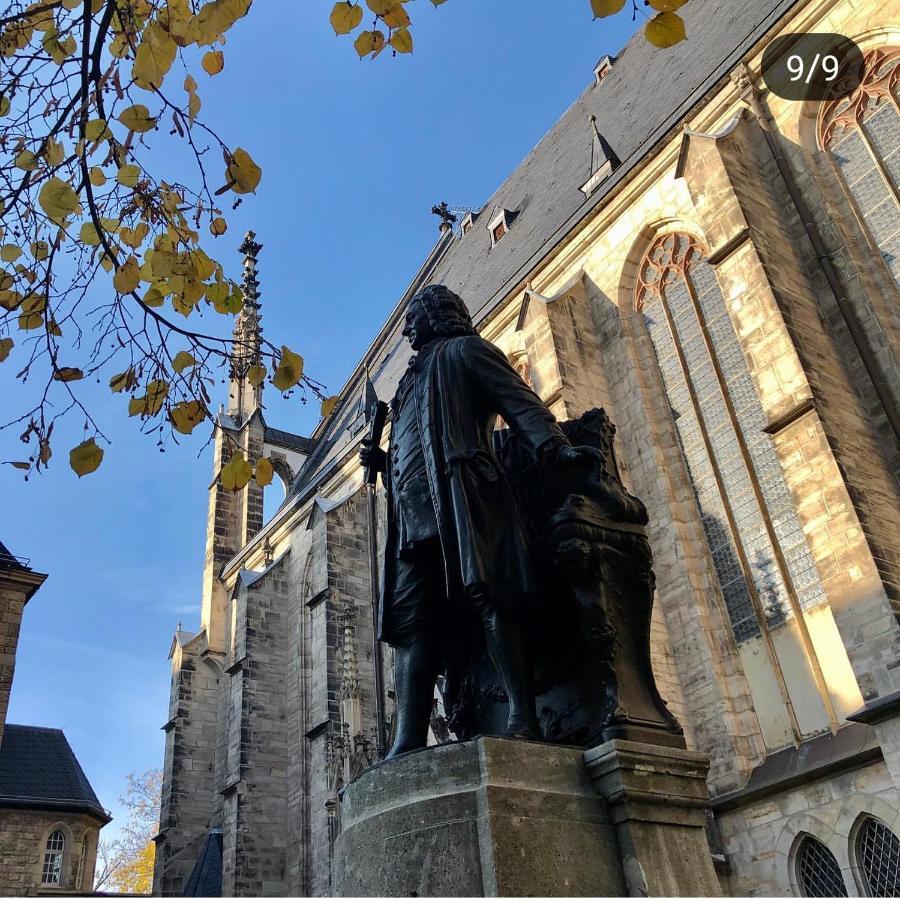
left=431, top=202, right=457, bottom=233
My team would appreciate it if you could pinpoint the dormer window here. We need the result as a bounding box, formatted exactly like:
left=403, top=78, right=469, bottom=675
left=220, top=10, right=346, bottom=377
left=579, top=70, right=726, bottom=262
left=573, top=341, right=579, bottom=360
left=461, top=213, right=474, bottom=235
left=487, top=207, right=512, bottom=247
left=593, top=55, right=615, bottom=85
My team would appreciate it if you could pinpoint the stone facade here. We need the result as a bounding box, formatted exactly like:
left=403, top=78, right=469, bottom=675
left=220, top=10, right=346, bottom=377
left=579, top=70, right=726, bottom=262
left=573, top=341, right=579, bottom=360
left=0, top=809, right=100, bottom=897
left=156, top=0, right=900, bottom=895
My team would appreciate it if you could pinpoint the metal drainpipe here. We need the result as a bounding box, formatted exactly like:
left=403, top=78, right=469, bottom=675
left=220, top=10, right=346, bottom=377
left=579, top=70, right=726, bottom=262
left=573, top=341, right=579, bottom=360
left=739, top=64, right=900, bottom=445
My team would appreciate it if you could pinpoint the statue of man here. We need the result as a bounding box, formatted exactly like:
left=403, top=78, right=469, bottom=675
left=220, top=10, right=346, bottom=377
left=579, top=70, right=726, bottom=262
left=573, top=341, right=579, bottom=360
left=360, top=284, right=588, bottom=758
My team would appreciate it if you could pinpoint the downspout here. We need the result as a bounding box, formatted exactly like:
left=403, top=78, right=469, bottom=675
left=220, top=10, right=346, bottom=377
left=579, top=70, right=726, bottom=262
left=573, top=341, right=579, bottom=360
left=737, top=63, right=900, bottom=445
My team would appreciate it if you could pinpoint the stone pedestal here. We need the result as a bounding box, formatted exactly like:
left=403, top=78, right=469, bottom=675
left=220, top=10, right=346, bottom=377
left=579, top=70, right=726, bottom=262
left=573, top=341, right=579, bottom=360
left=584, top=740, right=721, bottom=897
left=333, top=737, right=721, bottom=897
left=332, top=737, right=625, bottom=897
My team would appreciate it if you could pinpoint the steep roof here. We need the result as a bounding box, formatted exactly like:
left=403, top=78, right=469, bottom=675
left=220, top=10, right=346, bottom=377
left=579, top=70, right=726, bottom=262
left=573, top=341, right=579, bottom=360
left=0, top=725, right=110, bottom=823
left=287, top=0, right=802, bottom=500
left=0, top=538, right=29, bottom=571
left=184, top=829, right=223, bottom=897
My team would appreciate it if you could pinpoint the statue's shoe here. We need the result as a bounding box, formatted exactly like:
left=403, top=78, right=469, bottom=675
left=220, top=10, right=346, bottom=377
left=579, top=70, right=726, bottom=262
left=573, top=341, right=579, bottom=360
left=502, top=719, right=542, bottom=742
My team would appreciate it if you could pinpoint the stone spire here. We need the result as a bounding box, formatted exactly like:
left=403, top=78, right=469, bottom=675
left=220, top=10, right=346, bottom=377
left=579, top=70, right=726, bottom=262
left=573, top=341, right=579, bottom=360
left=228, top=231, right=264, bottom=422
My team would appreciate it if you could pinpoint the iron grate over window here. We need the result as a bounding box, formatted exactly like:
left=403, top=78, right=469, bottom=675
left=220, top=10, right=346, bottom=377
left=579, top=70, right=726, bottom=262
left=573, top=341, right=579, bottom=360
left=797, top=835, right=848, bottom=897
left=857, top=817, right=900, bottom=897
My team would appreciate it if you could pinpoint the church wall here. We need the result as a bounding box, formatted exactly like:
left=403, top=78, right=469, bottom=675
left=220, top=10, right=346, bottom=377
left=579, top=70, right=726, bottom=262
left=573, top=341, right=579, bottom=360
left=0, top=584, right=27, bottom=749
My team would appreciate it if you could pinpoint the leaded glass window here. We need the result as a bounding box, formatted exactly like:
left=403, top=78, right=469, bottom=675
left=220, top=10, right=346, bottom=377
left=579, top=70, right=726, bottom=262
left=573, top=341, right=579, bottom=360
left=41, top=830, right=65, bottom=885
left=796, top=835, right=848, bottom=897
left=819, top=48, right=900, bottom=286
left=856, top=817, right=900, bottom=897
left=636, top=233, right=827, bottom=646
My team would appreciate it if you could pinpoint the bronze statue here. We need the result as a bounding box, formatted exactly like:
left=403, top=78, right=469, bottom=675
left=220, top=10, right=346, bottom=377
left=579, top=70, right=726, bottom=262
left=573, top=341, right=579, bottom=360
left=361, top=285, right=683, bottom=758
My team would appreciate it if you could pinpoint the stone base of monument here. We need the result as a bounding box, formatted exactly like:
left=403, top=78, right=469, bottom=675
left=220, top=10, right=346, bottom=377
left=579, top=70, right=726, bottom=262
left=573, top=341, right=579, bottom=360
left=331, top=736, right=721, bottom=897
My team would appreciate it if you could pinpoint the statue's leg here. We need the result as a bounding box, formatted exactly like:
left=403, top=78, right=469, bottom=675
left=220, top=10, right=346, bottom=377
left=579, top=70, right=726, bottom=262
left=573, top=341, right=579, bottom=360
left=477, top=598, right=541, bottom=740
left=387, top=633, right=441, bottom=758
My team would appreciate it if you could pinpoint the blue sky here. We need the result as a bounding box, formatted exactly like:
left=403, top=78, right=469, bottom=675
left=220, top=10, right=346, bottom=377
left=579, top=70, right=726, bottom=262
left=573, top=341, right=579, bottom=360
left=1, top=0, right=640, bottom=839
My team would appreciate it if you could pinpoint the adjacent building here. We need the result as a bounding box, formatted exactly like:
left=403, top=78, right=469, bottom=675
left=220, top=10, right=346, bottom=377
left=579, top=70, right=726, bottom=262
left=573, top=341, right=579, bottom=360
left=0, top=542, right=110, bottom=895
left=155, top=0, right=900, bottom=894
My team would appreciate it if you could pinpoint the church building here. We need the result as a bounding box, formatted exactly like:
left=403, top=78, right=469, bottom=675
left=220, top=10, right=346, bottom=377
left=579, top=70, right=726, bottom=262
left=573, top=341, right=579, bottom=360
left=154, top=0, right=900, bottom=894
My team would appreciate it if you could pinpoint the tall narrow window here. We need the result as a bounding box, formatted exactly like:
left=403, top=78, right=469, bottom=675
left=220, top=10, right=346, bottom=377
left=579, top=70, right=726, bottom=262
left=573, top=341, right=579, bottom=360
left=796, top=835, right=848, bottom=897
left=637, top=233, right=833, bottom=745
left=819, top=48, right=900, bottom=286
left=855, top=817, right=900, bottom=897
left=41, top=830, right=65, bottom=885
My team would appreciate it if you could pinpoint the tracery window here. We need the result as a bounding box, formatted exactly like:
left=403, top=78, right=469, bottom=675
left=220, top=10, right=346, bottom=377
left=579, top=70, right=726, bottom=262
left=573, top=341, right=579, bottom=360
left=796, top=835, right=848, bottom=898
left=855, top=817, right=900, bottom=897
left=637, top=234, right=826, bottom=647
left=819, top=48, right=900, bottom=286
left=41, top=830, right=65, bottom=885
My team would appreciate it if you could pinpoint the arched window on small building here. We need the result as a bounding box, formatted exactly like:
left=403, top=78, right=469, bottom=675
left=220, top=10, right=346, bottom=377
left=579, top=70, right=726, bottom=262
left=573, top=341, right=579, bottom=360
left=41, top=829, right=66, bottom=886
left=795, top=834, right=848, bottom=897
left=818, top=47, right=900, bottom=287
left=855, top=816, right=900, bottom=897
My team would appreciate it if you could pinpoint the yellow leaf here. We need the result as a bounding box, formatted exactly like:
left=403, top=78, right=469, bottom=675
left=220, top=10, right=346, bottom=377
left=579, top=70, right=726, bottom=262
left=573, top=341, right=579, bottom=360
left=193, top=0, right=253, bottom=45
left=272, top=346, right=304, bottom=391
left=47, top=318, right=62, bottom=336
left=590, top=0, right=626, bottom=17
left=210, top=216, right=227, bottom=236
left=133, top=20, right=177, bottom=90
left=0, top=245, right=22, bottom=263
left=0, top=95, right=9, bottom=117
left=21, top=293, right=46, bottom=314
left=255, top=456, right=274, bottom=487
left=383, top=6, right=410, bottom=28
left=645, top=11, right=685, bottom=48
left=18, top=312, right=43, bottom=330
left=0, top=337, right=12, bottom=362
left=169, top=399, right=206, bottom=434
left=144, top=379, right=168, bottom=415
left=38, top=177, right=80, bottom=223
left=390, top=26, right=412, bottom=53
left=330, top=2, right=363, bottom=34
left=85, top=118, right=110, bottom=141
left=117, top=164, right=141, bottom=187
left=246, top=363, right=266, bottom=387
left=225, top=147, right=261, bottom=194
left=321, top=395, right=340, bottom=417
left=79, top=222, right=101, bottom=246
left=15, top=150, right=38, bottom=171
left=118, top=104, right=157, bottom=133
left=201, top=49, right=224, bottom=74
left=0, top=291, right=21, bottom=311
left=120, top=223, right=149, bottom=249
left=113, top=256, right=141, bottom=294
left=354, top=29, right=385, bottom=58
left=53, top=366, right=84, bottom=382
left=220, top=451, right=252, bottom=491
left=143, top=286, right=165, bottom=307
left=366, top=0, right=394, bottom=14
left=30, top=241, right=49, bottom=261
left=89, top=166, right=106, bottom=186
left=69, top=438, right=104, bottom=477
left=647, top=0, right=687, bottom=9
left=45, top=137, right=65, bottom=166
left=109, top=369, right=137, bottom=393
left=172, top=350, right=196, bottom=373
left=39, top=438, right=52, bottom=464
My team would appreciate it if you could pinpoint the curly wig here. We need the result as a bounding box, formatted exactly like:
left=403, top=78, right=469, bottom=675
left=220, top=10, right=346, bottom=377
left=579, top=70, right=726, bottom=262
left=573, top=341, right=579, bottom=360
left=411, top=284, right=476, bottom=338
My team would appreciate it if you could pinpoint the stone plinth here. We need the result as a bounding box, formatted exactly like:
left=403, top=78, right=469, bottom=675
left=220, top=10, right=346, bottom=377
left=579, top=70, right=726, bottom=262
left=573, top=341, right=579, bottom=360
left=332, top=737, right=626, bottom=897
left=585, top=740, right=721, bottom=897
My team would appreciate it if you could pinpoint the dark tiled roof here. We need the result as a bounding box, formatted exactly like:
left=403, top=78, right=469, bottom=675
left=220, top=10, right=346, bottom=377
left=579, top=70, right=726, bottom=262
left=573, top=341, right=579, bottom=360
left=263, top=426, right=316, bottom=455
left=184, top=829, right=223, bottom=897
left=0, top=538, right=30, bottom=571
left=0, top=725, right=109, bottom=822
left=289, top=0, right=802, bottom=499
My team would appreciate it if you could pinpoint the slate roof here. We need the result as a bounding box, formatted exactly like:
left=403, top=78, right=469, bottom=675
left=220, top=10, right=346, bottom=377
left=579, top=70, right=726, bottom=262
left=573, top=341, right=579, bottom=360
left=0, top=725, right=110, bottom=822
left=184, top=829, right=223, bottom=897
left=0, top=538, right=29, bottom=571
left=263, top=425, right=316, bottom=455
left=286, top=0, right=802, bottom=501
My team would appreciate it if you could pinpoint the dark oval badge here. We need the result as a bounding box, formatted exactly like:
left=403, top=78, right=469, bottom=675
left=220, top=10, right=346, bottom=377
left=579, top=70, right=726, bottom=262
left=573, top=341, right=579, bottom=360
left=761, top=33, right=864, bottom=102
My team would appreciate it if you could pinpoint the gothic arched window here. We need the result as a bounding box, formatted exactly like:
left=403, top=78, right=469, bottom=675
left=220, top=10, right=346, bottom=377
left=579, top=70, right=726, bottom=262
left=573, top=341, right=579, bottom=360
left=819, top=47, right=900, bottom=286
left=41, top=830, right=66, bottom=885
left=796, top=835, right=848, bottom=897
left=638, top=234, right=826, bottom=642
left=855, top=817, right=900, bottom=897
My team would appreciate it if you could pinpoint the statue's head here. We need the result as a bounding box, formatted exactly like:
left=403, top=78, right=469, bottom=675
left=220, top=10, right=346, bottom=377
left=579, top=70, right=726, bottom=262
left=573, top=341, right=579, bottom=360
left=403, top=285, right=476, bottom=350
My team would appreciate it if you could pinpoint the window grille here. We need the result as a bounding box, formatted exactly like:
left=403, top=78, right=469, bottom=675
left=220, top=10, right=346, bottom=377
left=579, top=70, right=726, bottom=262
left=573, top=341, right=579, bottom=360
left=797, top=835, right=848, bottom=897
left=41, top=830, right=65, bottom=885
left=819, top=48, right=900, bottom=287
left=636, top=233, right=827, bottom=647
left=856, top=817, right=900, bottom=897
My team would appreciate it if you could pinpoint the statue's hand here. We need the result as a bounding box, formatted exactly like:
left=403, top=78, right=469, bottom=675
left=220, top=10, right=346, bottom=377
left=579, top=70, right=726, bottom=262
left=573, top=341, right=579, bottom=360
left=554, top=444, right=604, bottom=466
left=359, top=439, right=386, bottom=474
